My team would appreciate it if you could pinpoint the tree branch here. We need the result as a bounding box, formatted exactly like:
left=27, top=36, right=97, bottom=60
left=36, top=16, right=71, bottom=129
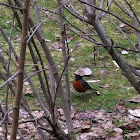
left=0, top=2, right=24, bottom=10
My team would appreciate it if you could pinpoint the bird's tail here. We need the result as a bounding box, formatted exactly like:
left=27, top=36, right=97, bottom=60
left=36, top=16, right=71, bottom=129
left=91, top=88, right=100, bottom=95
left=91, top=88, right=97, bottom=91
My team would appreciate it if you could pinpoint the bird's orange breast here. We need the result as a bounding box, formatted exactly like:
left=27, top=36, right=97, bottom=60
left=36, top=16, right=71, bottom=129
left=73, top=80, right=87, bottom=92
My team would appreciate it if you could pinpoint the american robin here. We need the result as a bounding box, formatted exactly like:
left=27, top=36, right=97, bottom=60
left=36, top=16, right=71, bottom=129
left=73, top=74, right=97, bottom=92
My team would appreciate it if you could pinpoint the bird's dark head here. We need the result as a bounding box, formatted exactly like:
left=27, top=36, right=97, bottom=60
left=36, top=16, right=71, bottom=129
left=75, top=74, right=83, bottom=81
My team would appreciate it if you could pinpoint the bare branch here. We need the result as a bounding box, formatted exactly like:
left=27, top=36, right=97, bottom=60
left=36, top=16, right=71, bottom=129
left=98, top=0, right=105, bottom=18
left=78, top=0, right=140, bottom=32
left=33, top=0, right=42, bottom=33
left=98, top=0, right=114, bottom=19
left=105, top=16, right=136, bottom=50
left=124, top=0, right=140, bottom=24
left=10, top=0, right=31, bottom=139
left=114, top=1, right=133, bottom=18
left=0, top=2, right=24, bottom=10
left=56, top=0, right=71, bottom=113
left=27, top=0, right=71, bottom=43
left=63, top=1, right=89, bottom=22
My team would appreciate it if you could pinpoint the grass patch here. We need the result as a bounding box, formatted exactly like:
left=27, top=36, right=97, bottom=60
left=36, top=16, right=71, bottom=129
left=0, top=0, right=140, bottom=113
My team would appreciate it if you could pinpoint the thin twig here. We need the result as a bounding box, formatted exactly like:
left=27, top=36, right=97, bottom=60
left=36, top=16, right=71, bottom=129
left=0, top=71, right=21, bottom=88
left=0, top=46, right=18, bottom=67
left=78, top=0, right=140, bottom=32
left=27, top=0, right=71, bottom=43
left=0, top=108, right=13, bottom=125
left=124, top=0, right=140, bottom=25
left=105, top=16, right=136, bottom=50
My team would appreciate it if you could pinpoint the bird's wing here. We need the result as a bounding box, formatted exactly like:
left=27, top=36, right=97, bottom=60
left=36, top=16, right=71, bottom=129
left=80, top=79, right=93, bottom=90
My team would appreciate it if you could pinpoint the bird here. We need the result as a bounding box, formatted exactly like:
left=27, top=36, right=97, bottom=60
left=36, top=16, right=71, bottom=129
left=73, top=74, right=97, bottom=93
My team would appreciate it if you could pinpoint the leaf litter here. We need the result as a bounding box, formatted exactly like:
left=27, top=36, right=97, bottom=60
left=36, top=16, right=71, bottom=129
left=1, top=101, right=140, bottom=139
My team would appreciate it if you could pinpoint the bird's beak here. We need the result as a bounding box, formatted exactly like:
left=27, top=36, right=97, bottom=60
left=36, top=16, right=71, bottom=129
left=72, top=75, right=75, bottom=77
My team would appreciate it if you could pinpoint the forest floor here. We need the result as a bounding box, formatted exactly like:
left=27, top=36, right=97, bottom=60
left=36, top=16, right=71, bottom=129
left=1, top=100, right=140, bottom=139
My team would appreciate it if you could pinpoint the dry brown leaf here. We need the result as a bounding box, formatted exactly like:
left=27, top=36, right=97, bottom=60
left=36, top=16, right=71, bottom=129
left=125, top=130, right=140, bottom=140
left=52, top=41, right=62, bottom=50
left=73, top=120, right=82, bottom=129
left=107, top=135, right=123, bottom=140
left=100, top=84, right=109, bottom=88
left=24, top=87, right=32, bottom=95
left=80, top=129, right=105, bottom=140
left=102, top=120, right=114, bottom=129
left=66, top=35, right=73, bottom=43
left=81, top=121, right=91, bottom=130
left=24, top=81, right=29, bottom=86
left=100, top=69, right=109, bottom=76
left=34, top=134, right=42, bottom=140
left=76, top=42, right=83, bottom=47
left=128, top=95, right=140, bottom=103
left=114, top=128, right=123, bottom=135
left=119, top=122, right=136, bottom=130
left=19, top=123, right=26, bottom=129
left=45, top=38, right=51, bottom=42
left=120, top=23, right=126, bottom=28
left=58, top=108, right=64, bottom=115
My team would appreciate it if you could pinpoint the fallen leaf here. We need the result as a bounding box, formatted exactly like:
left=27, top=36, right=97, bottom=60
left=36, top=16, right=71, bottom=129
left=119, top=84, right=134, bottom=90
left=6, top=20, right=12, bottom=24
left=52, top=41, right=62, bottom=50
left=58, top=108, right=64, bottom=115
left=114, top=128, right=123, bottom=135
left=64, top=129, right=68, bottom=134
left=107, top=135, right=123, bottom=140
left=76, top=42, right=83, bottom=47
left=128, top=109, right=140, bottom=118
left=119, top=122, right=136, bottom=130
left=86, top=80, right=100, bottom=83
left=120, top=23, right=126, bottom=28
left=13, top=35, right=21, bottom=43
left=45, top=38, right=51, bottom=42
left=24, top=81, right=29, bottom=86
left=102, top=120, right=114, bottom=129
left=100, top=69, right=109, bottom=76
left=114, top=100, right=126, bottom=114
left=128, top=95, right=140, bottom=103
left=74, top=68, right=92, bottom=76
left=19, top=123, right=26, bottom=129
left=70, top=57, right=75, bottom=61
left=100, top=84, right=109, bottom=88
left=66, top=35, right=73, bottom=43
left=121, top=50, right=128, bottom=54
left=125, top=130, right=140, bottom=140
left=24, top=87, right=32, bottom=95
left=112, top=60, right=119, bottom=68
